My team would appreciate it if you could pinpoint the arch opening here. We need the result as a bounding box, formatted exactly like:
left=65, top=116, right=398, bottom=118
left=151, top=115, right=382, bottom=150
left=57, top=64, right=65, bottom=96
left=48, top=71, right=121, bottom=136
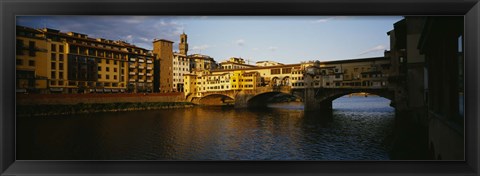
left=198, top=94, right=234, bottom=106
left=331, top=92, right=395, bottom=112
left=247, top=92, right=302, bottom=108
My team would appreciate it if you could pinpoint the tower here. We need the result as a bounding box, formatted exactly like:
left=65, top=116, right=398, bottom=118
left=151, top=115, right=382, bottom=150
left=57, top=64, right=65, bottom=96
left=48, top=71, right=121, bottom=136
left=152, top=39, right=174, bottom=92
left=179, top=32, right=188, bottom=55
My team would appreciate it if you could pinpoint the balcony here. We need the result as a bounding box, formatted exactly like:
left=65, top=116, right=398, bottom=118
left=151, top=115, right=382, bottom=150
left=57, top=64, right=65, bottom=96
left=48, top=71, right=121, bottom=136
left=129, top=72, right=136, bottom=75
left=138, top=73, right=144, bottom=76
left=146, top=73, right=152, bottom=76
left=138, top=66, right=144, bottom=69
left=129, top=58, right=136, bottom=62
left=129, top=64, right=136, bottom=68
left=147, top=80, right=152, bottom=83
left=138, top=79, right=144, bottom=82
left=146, top=60, right=152, bottom=64
left=129, top=79, right=136, bottom=82
left=147, top=67, right=152, bottom=70
left=138, top=59, right=145, bottom=63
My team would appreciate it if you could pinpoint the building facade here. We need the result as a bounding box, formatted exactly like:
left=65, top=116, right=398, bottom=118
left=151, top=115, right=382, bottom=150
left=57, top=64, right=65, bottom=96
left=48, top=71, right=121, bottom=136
left=16, top=26, right=49, bottom=93
left=219, top=57, right=256, bottom=70
left=417, top=17, right=464, bottom=160
left=189, top=54, right=217, bottom=72
left=256, top=60, right=284, bottom=67
left=184, top=57, right=391, bottom=98
left=16, top=25, right=155, bottom=94
left=172, top=33, right=190, bottom=92
left=152, top=39, right=174, bottom=92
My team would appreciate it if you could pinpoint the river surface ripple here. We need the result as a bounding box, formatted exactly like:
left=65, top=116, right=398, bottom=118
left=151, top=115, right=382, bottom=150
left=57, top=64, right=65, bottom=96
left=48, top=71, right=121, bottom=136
left=17, top=96, right=395, bottom=160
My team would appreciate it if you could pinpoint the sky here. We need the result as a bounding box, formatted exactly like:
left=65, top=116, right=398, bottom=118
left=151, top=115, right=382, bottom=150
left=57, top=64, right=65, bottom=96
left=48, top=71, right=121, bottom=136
left=17, top=16, right=403, bottom=64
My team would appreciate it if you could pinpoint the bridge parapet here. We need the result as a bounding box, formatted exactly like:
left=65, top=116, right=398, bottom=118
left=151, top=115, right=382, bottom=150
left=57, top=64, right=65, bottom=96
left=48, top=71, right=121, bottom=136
left=255, top=86, right=291, bottom=94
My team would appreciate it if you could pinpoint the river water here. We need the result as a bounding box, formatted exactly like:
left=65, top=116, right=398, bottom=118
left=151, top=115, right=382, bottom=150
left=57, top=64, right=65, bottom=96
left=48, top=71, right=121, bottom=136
left=17, top=96, right=395, bottom=160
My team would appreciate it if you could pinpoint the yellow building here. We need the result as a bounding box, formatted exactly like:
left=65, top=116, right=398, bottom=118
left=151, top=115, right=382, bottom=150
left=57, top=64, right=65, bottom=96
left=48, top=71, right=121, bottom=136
left=16, top=26, right=49, bottom=93
left=183, top=57, right=391, bottom=98
left=184, top=69, right=261, bottom=98
left=16, top=25, right=155, bottom=94
left=230, top=70, right=261, bottom=90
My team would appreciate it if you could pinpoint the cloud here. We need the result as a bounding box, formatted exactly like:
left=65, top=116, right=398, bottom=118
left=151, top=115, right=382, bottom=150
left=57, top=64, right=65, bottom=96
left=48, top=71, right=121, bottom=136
left=358, top=45, right=386, bottom=56
left=123, top=16, right=149, bottom=24
left=192, top=44, right=211, bottom=51
left=252, top=48, right=259, bottom=51
left=268, top=46, right=278, bottom=51
left=311, top=17, right=336, bottom=23
left=311, top=16, right=351, bottom=24
left=16, top=16, right=184, bottom=50
left=235, top=39, right=245, bottom=46
left=139, top=37, right=150, bottom=42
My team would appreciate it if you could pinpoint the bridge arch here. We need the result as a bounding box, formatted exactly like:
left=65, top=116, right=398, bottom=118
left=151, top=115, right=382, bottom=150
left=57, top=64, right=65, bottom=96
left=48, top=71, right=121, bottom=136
left=197, top=93, right=235, bottom=105
left=271, top=77, right=279, bottom=86
left=247, top=91, right=302, bottom=108
left=317, top=90, right=394, bottom=103
left=306, top=88, right=395, bottom=111
left=281, top=76, right=290, bottom=86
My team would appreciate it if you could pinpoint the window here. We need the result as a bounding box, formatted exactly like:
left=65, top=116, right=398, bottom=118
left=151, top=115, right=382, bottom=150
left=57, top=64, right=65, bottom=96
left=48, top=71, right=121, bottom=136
left=106, top=60, right=110, bottom=64
left=28, top=60, right=35, bottom=66
left=28, top=41, right=36, bottom=56
left=59, top=63, right=64, bottom=70
left=106, top=67, right=110, bottom=72
left=51, top=71, right=56, bottom=79
left=271, top=69, right=281, bottom=75
left=114, top=75, right=117, bottom=80
left=114, top=68, right=117, bottom=72
left=59, top=54, right=64, bottom=61
left=51, top=53, right=56, bottom=61
left=51, top=44, right=56, bottom=52
left=282, top=68, right=292, bottom=74
left=59, top=45, right=64, bottom=53
left=98, top=67, right=102, bottom=71
left=98, top=74, right=102, bottom=79
left=51, top=63, right=56, bottom=69
left=59, top=72, right=64, bottom=79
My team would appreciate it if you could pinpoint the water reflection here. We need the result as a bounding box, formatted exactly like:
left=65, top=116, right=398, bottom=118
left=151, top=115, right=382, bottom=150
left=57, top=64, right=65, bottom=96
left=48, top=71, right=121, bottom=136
left=17, top=96, right=394, bottom=160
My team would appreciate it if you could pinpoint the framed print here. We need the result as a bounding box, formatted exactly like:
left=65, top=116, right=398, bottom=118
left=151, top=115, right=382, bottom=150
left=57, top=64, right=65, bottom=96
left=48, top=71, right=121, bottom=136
left=1, top=0, right=479, bottom=175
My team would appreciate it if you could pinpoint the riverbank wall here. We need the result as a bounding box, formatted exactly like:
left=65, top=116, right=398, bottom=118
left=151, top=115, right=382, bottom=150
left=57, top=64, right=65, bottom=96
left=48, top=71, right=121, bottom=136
left=16, top=93, right=193, bottom=117
left=16, top=93, right=186, bottom=105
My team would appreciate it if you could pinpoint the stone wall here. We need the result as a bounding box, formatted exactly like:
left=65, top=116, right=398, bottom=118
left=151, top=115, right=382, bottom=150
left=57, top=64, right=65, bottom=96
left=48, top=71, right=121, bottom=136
left=16, top=93, right=186, bottom=105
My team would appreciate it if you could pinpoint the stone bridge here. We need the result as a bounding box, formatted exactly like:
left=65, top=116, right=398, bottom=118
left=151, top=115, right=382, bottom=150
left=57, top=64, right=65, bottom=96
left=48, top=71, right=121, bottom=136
left=190, top=86, right=292, bottom=106
left=190, top=86, right=394, bottom=112
left=301, top=87, right=394, bottom=111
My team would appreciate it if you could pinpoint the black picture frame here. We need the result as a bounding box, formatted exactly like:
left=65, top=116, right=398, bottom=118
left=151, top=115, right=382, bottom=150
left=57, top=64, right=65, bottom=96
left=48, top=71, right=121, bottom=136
left=1, top=0, right=479, bottom=175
